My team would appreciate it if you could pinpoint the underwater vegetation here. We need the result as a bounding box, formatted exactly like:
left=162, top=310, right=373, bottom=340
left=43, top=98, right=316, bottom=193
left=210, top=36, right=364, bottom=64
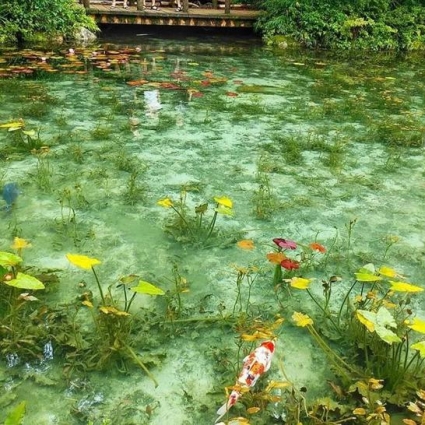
left=0, top=43, right=425, bottom=425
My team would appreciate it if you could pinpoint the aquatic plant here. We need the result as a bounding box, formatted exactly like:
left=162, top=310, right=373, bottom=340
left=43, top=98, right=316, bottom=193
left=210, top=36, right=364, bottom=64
left=0, top=120, right=44, bottom=153
left=66, top=253, right=165, bottom=386
left=157, top=192, right=234, bottom=245
left=290, top=263, right=425, bottom=401
left=0, top=241, right=48, bottom=360
left=252, top=171, right=278, bottom=220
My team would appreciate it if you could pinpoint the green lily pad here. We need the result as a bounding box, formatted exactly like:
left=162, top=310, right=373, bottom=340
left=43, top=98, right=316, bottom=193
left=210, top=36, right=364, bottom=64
left=0, top=252, right=23, bottom=268
left=131, top=280, right=165, bottom=296
left=5, top=272, right=45, bottom=290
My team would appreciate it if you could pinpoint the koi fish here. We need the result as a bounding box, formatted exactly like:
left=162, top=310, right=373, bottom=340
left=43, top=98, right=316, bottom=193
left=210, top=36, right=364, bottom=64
left=216, top=340, right=276, bottom=422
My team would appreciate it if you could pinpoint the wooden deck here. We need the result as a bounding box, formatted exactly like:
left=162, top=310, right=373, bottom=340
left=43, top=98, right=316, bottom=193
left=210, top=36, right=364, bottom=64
left=84, top=2, right=260, bottom=27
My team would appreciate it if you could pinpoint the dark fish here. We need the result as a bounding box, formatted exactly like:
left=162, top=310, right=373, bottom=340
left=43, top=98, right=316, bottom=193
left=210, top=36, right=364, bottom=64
left=2, top=183, right=20, bottom=211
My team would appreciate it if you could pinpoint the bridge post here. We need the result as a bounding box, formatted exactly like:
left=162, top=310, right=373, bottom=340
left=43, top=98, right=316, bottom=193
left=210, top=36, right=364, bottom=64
left=82, top=0, right=90, bottom=8
left=136, top=0, right=144, bottom=10
left=225, top=0, right=230, bottom=14
left=183, top=0, right=189, bottom=12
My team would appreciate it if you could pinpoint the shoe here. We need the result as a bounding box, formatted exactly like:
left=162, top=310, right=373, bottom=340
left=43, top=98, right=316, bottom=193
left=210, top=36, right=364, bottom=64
left=151, top=5, right=159, bottom=9
left=175, top=6, right=182, bottom=11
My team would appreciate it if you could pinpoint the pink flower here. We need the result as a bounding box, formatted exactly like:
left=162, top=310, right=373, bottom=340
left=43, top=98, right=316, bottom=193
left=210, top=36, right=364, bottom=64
left=281, top=259, right=300, bottom=270
left=273, top=238, right=297, bottom=250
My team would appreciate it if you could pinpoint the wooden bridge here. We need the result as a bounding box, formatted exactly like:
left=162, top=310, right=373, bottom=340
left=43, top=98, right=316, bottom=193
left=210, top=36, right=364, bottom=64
left=80, top=0, right=260, bottom=27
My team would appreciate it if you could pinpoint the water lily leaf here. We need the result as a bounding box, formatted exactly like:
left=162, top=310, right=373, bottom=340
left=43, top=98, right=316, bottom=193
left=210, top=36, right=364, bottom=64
left=389, top=281, right=423, bottom=293
left=99, top=306, right=130, bottom=316
left=356, top=310, right=375, bottom=332
left=132, top=280, right=165, bottom=295
left=66, top=253, right=101, bottom=270
left=354, top=272, right=382, bottom=282
left=378, top=266, right=400, bottom=278
left=411, top=341, right=425, bottom=358
left=0, top=252, right=23, bottom=267
left=375, top=326, right=402, bottom=344
left=0, top=121, right=24, bottom=130
left=5, top=401, right=26, bottom=425
left=119, top=274, right=139, bottom=285
left=292, top=311, right=313, bottom=327
left=213, top=196, right=233, bottom=208
left=215, top=206, right=234, bottom=216
left=289, top=277, right=313, bottom=290
left=357, top=308, right=400, bottom=343
left=5, top=273, right=45, bottom=290
left=408, top=317, right=425, bottom=334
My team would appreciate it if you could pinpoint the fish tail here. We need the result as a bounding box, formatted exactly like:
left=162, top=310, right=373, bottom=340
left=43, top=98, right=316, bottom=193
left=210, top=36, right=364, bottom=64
left=215, top=390, right=241, bottom=423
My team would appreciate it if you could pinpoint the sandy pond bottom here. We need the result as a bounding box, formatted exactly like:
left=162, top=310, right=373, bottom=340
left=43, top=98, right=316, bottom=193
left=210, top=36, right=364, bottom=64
left=0, top=28, right=425, bottom=425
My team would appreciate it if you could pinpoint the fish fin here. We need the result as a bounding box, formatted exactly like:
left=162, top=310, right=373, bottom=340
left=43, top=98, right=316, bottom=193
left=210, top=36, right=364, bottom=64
left=215, top=403, right=228, bottom=423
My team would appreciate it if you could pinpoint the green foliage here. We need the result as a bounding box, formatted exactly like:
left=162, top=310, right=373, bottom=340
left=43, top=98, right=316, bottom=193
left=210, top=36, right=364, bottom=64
left=256, top=0, right=425, bottom=50
left=0, top=0, right=97, bottom=43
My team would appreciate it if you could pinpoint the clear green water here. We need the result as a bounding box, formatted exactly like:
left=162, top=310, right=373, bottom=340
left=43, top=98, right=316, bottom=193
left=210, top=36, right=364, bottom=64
left=0, top=30, right=424, bottom=424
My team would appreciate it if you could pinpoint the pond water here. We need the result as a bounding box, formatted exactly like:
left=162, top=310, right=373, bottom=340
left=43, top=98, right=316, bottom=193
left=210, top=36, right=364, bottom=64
left=0, top=27, right=424, bottom=425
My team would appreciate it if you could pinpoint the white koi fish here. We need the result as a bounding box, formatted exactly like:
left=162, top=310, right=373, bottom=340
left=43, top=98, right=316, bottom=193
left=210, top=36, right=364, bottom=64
left=215, top=340, right=276, bottom=422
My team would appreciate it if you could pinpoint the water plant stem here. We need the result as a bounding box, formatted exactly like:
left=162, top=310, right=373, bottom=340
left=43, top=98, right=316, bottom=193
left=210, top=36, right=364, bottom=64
left=122, top=342, right=158, bottom=387
left=91, top=266, right=106, bottom=305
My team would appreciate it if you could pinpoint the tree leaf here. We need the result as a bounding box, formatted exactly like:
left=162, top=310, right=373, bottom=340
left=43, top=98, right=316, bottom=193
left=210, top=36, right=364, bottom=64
left=5, top=272, right=45, bottom=290
left=132, top=280, right=165, bottom=295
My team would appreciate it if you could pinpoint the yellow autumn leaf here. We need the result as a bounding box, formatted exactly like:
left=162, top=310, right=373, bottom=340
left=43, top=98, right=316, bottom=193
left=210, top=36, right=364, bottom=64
left=237, top=239, right=255, bottom=250
left=389, top=281, right=424, bottom=293
left=292, top=312, right=313, bottom=327
left=99, top=306, right=130, bottom=316
left=82, top=300, right=93, bottom=308
left=246, top=407, right=261, bottom=414
left=408, top=318, right=425, bottom=334
left=265, top=380, right=291, bottom=392
left=66, top=253, right=101, bottom=270
left=11, top=237, right=32, bottom=250
left=356, top=310, right=375, bottom=332
left=157, top=197, right=173, bottom=208
left=266, top=252, right=286, bottom=264
left=378, top=266, right=400, bottom=278
left=289, top=277, right=313, bottom=290
left=213, top=196, right=233, bottom=209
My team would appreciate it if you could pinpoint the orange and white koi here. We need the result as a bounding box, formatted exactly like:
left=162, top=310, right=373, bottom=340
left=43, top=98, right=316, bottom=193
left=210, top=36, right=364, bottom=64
left=215, top=340, right=276, bottom=422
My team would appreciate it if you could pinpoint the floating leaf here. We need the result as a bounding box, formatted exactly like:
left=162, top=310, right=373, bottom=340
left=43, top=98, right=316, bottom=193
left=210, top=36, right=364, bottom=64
left=375, top=326, right=402, bottom=344
left=66, top=254, right=101, bottom=270
left=195, top=203, right=208, bottom=214
left=5, top=273, right=45, bottom=290
left=389, top=281, right=423, bottom=293
left=5, top=401, right=26, bottom=425
left=246, top=406, right=260, bottom=414
left=132, top=280, right=165, bottom=295
left=18, top=292, right=39, bottom=301
left=82, top=300, right=93, bottom=308
left=119, top=274, right=139, bottom=285
left=292, top=311, right=313, bottom=327
left=0, top=251, right=23, bottom=267
left=408, top=318, right=425, bottom=334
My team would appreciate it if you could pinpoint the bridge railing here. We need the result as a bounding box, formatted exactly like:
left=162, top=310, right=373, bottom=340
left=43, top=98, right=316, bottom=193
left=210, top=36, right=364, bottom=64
left=81, top=0, right=232, bottom=14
